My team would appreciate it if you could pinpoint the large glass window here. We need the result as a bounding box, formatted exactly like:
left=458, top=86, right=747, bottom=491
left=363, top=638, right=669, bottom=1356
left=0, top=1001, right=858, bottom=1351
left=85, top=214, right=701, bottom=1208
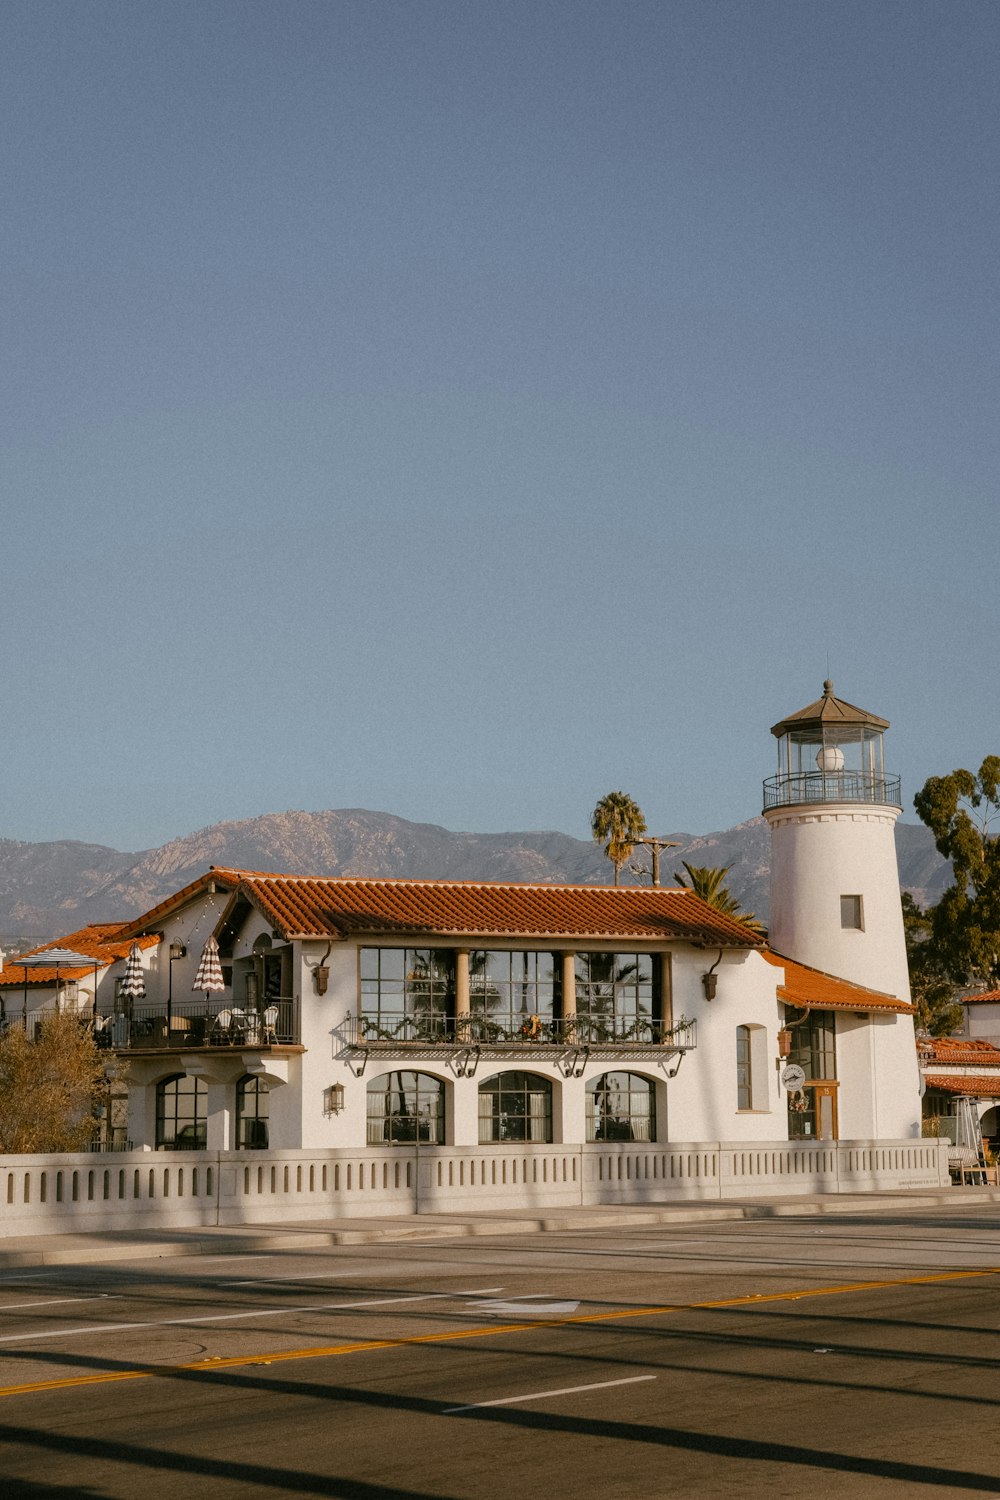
left=478, top=1072, right=553, bottom=1143
left=574, top=953, right=656, bottom=1041
left=469, top=952, right=557, bottom=1038
left=786, top=1010, right=837, bottom=1081
left=360, top=949, right=454, bottom=1041
left=586, top=1072, right=656, bottom=1142
left=156, top=1074, right=207, bottom=1150
left=236, top=1075, right=270, bottom=1149
left=367, top=1070, right=445, bottom=1144
left=786, top=1010, right=837, bottom=1140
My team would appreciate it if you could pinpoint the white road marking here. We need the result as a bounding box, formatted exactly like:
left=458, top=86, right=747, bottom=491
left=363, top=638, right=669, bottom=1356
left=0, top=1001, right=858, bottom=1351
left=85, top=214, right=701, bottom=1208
left=0, top=1271, right=69, bottom=1282
left=182, top=1254, right=277, bottom=1263
left=2, top=1296, right=117, bottom=1311
left=0, top=1288, right=505, bottom=1346
left=224, top=1270, right=378, bottom=1285
left=471, top=1296, right=580, bottom=1318
left=445, top=1375, right=657, bottom=1413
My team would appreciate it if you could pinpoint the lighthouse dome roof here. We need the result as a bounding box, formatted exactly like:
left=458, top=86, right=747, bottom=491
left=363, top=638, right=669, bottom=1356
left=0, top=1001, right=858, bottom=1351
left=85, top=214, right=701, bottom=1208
left=770, top=680, right=889, bottom=739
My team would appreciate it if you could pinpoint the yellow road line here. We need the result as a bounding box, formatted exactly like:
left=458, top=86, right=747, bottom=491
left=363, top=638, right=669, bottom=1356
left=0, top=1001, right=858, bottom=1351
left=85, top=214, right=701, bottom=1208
left=1, top=1263, right=998, bottom=1401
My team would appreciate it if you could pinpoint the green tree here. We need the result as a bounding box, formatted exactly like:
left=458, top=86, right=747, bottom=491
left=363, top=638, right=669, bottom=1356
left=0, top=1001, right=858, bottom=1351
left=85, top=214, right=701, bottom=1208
left=591, top=792, right=647, bottom=886
left=672, top=862, right=765, bottom=937
left=901, top=891, right=964, bottom=1037
left=0, top=1012, right=123, bottom=1153
left=913, top=756, right=1000, bottom=994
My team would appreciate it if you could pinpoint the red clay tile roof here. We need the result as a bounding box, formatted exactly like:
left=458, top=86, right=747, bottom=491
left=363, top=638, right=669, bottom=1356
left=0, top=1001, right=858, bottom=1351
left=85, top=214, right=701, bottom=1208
left=961, top=989, right=1000, bottom=1005
left=0, top=925, right=159, bottom=987
left=762, top=950, right=915, bottom=1014
left=922, top=1075, right=1000, bottom=1097
left=919, top=1038, right=1000, bottom=1066
left=217, top=874, right=768, bottom=947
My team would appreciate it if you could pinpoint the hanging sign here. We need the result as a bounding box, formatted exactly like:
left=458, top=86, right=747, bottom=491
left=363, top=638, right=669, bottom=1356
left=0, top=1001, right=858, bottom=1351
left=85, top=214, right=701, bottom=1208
left=781, top=1064, right=806, bottom=1091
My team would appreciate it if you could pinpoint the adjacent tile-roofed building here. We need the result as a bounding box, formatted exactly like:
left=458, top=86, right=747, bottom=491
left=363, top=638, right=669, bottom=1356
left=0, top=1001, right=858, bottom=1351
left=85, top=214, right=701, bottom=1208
left=0, top=925, right=159, bottom=987
left=761, top=950, right=915, bottom=1015
left=920, top=1076, right=1000, bottom=1098
left=961, top=989, right=1000, bottom=1006
left=214, top=872, right=768, bottom=949
left=919, top=1037, right=1000, bottom=1068
left=920, top=1036, right=1000, bottom=1106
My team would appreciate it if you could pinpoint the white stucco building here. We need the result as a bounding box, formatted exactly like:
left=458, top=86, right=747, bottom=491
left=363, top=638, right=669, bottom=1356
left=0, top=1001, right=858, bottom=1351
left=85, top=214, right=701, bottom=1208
left=1, top=684, right=941, bottom=1230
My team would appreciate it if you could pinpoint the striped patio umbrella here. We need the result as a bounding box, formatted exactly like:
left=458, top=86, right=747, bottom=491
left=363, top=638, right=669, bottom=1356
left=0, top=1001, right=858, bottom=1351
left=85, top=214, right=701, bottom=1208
left=119, top=942, right=146, bottom=1004
left=193, top=936, right=226, bottom=1002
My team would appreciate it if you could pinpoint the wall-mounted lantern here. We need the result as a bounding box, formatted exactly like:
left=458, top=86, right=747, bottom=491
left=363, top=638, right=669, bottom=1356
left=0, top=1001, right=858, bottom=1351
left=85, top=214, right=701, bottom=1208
left=324, top=1083, right=345, bottom=1115
left=701, top=950, right=723, bottom=1001
left=307, top=941, right=333, bottom=995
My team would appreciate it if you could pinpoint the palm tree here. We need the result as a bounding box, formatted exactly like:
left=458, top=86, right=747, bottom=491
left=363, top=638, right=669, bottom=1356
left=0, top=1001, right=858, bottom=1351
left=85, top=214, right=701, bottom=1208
left=672, top=862, right=765, bottom=936
left=591, top=792, right=647, bottom=886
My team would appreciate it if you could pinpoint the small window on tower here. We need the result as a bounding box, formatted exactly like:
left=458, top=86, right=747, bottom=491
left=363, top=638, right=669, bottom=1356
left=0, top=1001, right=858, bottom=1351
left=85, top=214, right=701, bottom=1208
left=840, top=895, right=864, bottom=930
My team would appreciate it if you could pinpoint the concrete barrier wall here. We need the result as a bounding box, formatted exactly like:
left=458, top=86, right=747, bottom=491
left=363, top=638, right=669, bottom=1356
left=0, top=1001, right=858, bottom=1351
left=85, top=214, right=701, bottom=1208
left=0, top=1138, right=951, bottom=1236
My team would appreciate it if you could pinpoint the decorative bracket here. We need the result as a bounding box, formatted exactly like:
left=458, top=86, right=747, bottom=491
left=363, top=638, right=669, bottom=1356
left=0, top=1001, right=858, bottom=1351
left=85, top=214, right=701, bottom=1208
left=345, top=1047, right=369, bottom=1078
left=452, top=1045, right=481, bottom=1079
left=558, top=1045, right=590, bottom=1079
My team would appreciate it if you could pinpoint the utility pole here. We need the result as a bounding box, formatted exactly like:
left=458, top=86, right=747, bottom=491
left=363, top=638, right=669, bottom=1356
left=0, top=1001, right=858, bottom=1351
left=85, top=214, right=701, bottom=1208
left=632, top=837, right=682, bottom=886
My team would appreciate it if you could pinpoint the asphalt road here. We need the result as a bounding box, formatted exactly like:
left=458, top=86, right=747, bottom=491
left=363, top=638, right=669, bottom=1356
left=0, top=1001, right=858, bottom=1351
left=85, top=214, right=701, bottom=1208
left=2, top=1206, right=1000, bottom=1499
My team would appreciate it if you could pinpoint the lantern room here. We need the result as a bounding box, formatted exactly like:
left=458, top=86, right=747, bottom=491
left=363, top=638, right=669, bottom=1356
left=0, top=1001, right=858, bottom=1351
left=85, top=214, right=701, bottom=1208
left=763, top=680, right=901, bottom=812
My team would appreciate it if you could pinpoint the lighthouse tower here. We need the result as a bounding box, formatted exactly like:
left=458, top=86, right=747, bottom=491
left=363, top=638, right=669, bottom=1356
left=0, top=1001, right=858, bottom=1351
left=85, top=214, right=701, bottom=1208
left=762, top=682, right=910, bottom=1000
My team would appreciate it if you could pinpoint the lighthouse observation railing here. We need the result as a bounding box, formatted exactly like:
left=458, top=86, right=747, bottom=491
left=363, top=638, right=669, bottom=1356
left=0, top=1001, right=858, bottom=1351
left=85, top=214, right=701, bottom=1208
left=763, top=770, right=902, bottom=811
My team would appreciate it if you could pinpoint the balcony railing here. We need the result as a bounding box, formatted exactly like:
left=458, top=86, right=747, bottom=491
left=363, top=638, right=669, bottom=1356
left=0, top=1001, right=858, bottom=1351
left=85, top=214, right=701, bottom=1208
left=763, top=770, right=902, bottom=811
left=345, top=1013, right=696, bottom=1053
left=91, top=998, right=299, bottom=1050
left=0, top=1007, right=94, bottom=1040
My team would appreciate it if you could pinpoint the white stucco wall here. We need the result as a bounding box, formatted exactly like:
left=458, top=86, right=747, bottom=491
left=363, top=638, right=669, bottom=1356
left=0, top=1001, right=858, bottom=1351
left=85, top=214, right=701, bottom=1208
left=765, top=803, right=910, bottom=1000
left=966, top=1004, right=1000, bottom=1045
left=836, top=1011, right=921, bottom=1140
left=662, top=949, right=784, bottom=1142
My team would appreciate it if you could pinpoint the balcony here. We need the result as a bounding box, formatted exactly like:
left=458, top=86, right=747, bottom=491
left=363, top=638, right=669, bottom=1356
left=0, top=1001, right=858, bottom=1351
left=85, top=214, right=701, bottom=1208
left=343, top=1012, right=697, bottom=1068
left=91, top=998, right=300, bottom=1051
left=763, top=770, right=902, bottom=811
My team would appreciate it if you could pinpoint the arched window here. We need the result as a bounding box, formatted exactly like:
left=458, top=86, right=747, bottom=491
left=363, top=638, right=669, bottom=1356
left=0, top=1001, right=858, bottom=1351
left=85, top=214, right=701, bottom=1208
left=586, top=1072, right=656, bottom=1142
left=478, top=1072, right=552, bottom=1144
left=237, top=1075, right=270, bottom=1149
left=156, top=1074, right=207, bottom=1150
left=367, top=1071, right=445, bottom=1145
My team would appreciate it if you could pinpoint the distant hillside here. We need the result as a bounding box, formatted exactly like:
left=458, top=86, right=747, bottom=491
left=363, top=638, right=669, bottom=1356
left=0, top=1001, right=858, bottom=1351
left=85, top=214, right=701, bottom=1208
left=0, top=808, right=951, bottom=947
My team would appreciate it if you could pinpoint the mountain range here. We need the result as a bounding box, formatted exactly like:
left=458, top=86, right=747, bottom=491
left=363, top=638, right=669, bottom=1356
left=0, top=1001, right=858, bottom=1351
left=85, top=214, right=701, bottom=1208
left=0, top=808, right=953, bottom=952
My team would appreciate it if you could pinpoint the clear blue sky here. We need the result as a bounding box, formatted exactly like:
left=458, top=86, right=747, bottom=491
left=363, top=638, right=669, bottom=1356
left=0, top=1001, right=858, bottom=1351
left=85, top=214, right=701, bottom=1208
left=2, top=1, right=997, bottom=852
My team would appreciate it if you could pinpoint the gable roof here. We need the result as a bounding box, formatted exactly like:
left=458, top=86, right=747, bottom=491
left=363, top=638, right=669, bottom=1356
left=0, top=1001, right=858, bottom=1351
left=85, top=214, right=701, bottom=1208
left=961, top=989, right=1000, bottom=1006
left=116, top=867, right=248, bottom=938
left=214, top=873, right=768, bottom=948
left=0, top=925, right=159, bottom=987
left=762, top=950, right=915, bottom=1014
